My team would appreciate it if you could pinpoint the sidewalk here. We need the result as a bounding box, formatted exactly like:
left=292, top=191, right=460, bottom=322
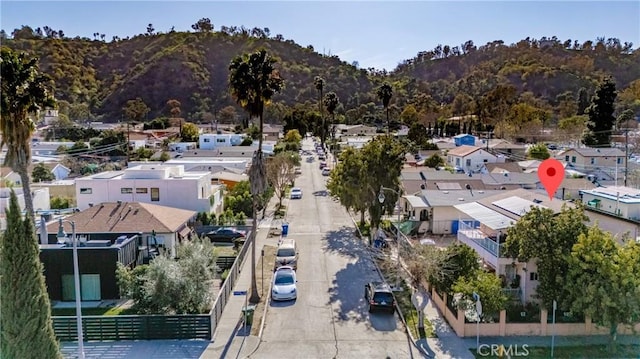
left=416, top=296, right=475, bottom=358
left=199, top=197, right=285, bottom=359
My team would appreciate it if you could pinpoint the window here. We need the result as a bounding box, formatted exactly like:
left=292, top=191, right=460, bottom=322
left=590, top=158, right=595, bottom=165
left=565, top=155, right=569, bottom=162
left=151, top=187, right=160, bottom=201
left=617, top=157, right=623, bottom=164
left=571, top=156, right=576, bottom=163
left=455, top=158, right=460, bottom=166
left=466, top=159, right=471, bottom=167
left=483, top=159, right=488, bottom=163
left=121, top=187, right=133, bottom=194
left=203, top=138, right=210, bottom=143
left=136, top=188, right=148, bottom=194
left=529, top=272, right=539, bottom=281
left=216, top=138, right=226, bottom=143
left=80, top=188, right=92, bottom=194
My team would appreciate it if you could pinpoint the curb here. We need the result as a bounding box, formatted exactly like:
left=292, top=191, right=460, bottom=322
left=346, top=210, right=428, bottom=358
left=257, top=277, right=272, bottom=339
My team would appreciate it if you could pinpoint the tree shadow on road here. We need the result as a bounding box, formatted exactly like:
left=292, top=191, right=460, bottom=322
left=322, top=227, right=368, bottom=259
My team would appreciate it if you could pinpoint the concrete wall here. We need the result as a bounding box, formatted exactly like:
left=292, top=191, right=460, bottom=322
left=31, top=183, right=76, bottom=205
left=431, top=288, right=640, bottom=338
left=431, top=206, right=463, bottom=234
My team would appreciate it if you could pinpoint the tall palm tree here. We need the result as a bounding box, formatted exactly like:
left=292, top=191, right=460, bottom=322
left=323, top=91, right=340, bottom=142
left=1, top=47, right=62, bottom=358
left=1, top=46, right=55, bottom=220
left=376, top=83, right=393, bottom=135
left=314, top=76, right=325, bottom=148
left=229, top=49, right=284, bottom=303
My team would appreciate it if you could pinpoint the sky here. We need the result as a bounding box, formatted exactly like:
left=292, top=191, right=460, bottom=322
left=1, top=1, right=639, bottom=71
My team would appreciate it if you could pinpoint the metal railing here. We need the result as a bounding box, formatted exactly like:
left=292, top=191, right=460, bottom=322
left=208, top=228, right=252, bottom=338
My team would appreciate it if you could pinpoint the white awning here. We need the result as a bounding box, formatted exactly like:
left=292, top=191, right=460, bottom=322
left=454, top=202, right=514, bottom=230
left=403, top=195, right=428, bottom=209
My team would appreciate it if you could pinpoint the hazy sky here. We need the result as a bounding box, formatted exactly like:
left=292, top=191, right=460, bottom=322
left=2, top=1, right=639, bottom=70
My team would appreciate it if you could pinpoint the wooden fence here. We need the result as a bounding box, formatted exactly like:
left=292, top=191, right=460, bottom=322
left=52, top=314, right=211, bottom=341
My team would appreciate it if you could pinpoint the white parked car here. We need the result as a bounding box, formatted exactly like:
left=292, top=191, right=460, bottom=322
left=290, top=187, right=302, bottom=199
left=322, top=168, right=331, bottom=176
left=271, top=266, right=297, bottom=301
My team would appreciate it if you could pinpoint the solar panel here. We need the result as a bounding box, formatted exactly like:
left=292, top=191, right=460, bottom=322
left=492, top=196, right=547, bottom=216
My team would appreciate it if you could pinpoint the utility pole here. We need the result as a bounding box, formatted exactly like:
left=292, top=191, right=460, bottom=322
left=625, top=129, right=629, bottom=187
left=127, top=122, right=131, bottom=162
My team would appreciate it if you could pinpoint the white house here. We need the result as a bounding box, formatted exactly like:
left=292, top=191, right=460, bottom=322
left=579, top=186, right=640, bottom=221
left=31, top=141, right=77, bottom=156
left=74, top=165, right=220, bottom=213
left=199, top=133, right=245, bottom=150
left=0, top=187, right=50, bottom=230
left=169, top=142, right=197, bottom=152
left=42, top=109, right=59, bottom=125
left=447, top=145, right=498, bottom=173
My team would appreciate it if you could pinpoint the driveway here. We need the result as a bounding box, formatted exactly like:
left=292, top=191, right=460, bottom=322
left=250, top=139, right=413, bottom=358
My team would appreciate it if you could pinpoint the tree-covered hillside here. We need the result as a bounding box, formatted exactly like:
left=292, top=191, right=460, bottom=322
left=2, top=25, right=639, bottom=141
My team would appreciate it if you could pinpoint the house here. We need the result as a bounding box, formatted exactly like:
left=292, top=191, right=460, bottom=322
left=29, top=162, right=71, bottom=181
left=488, top=140, right=527, bottom=159
left=31, top=141, right=77, bottom=156
left=181, top=147, right=257, bottom=158
left=452, top=189, right=569, bottom=302
left=40, top=234, right=140, bottom=302
left=415, top=189, right=502, bottom=235
left=341, top=136, right=375, bottom=149
left=164, top=158, right=249, bottom=172
left=556, top=147, right=625, bottom=173
left=454, top=134, right=476, bottom=147
left=482, top=162, right=523, bottom=174
left=169, top=142, right=198, bottom=153
left=336, top=124, right=378, bottom=136
left=447, top=145, right=499, bottom=173
left=199, top=133, right=245, bottom=150
left=517, top=159, right=542, bottom=173
left=31, top=180, right=77, bottom=205
left=0, top=186, right=51, bottom=230
left=579, top=186, right=640, bottom=221
left=263, top=124, right=283, bottom=141
left=74, top=164, right=220, bottom=213
left=42, top=109, right=59, bottom=125
left=1, top=166, right=21, bottom=185
left=480, top=172, right=541, bottom=190
left=44, top=201, right=197, bottom=258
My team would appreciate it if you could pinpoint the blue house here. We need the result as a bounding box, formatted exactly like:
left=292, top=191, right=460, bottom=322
left=454, top=134, right=475, bottom=147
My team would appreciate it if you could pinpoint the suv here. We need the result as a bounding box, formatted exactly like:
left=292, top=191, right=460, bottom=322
left=364, top=281, right=395, bottom=314
left=275, top=239, right=298, bottom=271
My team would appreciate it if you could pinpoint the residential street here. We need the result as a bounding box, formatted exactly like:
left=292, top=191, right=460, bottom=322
left=250, top=139, right=413, bottom=358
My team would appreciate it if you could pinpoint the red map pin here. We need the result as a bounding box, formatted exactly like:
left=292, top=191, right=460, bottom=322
left=538, top=159, right=565, bottom=200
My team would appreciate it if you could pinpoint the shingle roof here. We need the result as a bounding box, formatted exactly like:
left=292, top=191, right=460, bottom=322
left=46, top=202, right=196, bottom=234
left=484, top=162, right=523, bottom=173
left=559, top=147, right=625, bottom=157
left=447, top=145, right=482, bottom=157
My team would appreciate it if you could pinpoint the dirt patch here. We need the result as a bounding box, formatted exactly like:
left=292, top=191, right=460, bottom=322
left=249, top=244, right=277, bottom=336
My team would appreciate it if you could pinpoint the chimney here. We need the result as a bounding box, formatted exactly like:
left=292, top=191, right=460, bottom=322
left=39, top=215, right=48, bottom=245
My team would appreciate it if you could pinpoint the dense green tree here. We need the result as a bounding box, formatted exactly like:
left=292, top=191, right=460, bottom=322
left=266, top=152, right=296, bottom=209
left=323, top=91, right=339, bottom=141
left=582, top=77, right=617, bottom=147
left=50, top=196, right=72, bottom=209
left=430, top=243, right=480, bottom=294
left=229, top=48, right=284, bottom=303
left=452, top=270, right=508, bottom=320
left=116, top=237, right=219, bottom=314
left=407, top=122, right=430, bottom=148
left=283, top=129, right=302, bottom=144
left=31, top=162, right=54, bottom=182
left=191, top=18, right=214, bottom=32
left=577, top=87, right=591, bottom=115
left=526, top=143, right=551, bottom=160
left=564, top=226, right=640, bottom=350
left=504, top=205, right=589, bottom=309
left=327, top=146, right=369, bottom=225
left=180, top=122, right=199, bottom=142
left=1, top=47, right=55, bottom=218
left=1, top=191, right=62, bottom=358
left=424, top=153, right=444, bottom=168
left=558, top=115, right=588, bottom=140
left=224, top=180, right=253, bottom=218
left=399, top=104, right=419, bottom=125
left=123, top=97, right=150, bottom=123
left=376, top=82, right=393, bottom=133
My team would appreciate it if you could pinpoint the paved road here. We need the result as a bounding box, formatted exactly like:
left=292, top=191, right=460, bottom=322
left=250, top=139, right=413, bottom=359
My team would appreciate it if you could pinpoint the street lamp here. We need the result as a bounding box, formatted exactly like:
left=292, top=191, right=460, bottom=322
left=57, top=219, right=85, bottom=359
left=378, top=185, right=402, bottom=291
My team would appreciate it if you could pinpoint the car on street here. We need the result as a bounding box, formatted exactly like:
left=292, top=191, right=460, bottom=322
left=319, top=161, right=327, bottom=169
left=322, top=168, right=331, bottom=176
left=318, top=154, right=326, bottom=161
left=206, top=228, right=246, bottom=243
left=290, top=187, right=302, bottom=199
left=294, top=167, right=302, bottom=175
left=364, top=281, right=395, bottom=314
left=275, top=238, right=298, bottom=270
left=271, top=266, right=297, bottom=301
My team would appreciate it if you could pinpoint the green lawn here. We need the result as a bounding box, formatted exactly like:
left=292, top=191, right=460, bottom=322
left=471, top=344, right=640, bottom=358
left=395, top=288, right=436, bottom=339
left=51, top=306, right=136, bottom=316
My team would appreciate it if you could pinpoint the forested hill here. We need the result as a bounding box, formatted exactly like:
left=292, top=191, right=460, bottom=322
left=3, top=26, right=639, bottom=123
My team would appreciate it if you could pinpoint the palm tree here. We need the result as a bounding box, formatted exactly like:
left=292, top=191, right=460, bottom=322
left=314, top=76, right=325, bottom=148
left=323, top=92, right=340, bottom=156
left=229, top=49, right=284, bottom=303
left=1, top=47, right=55, bottom=221
left=376, top=82, right=393, bottom=134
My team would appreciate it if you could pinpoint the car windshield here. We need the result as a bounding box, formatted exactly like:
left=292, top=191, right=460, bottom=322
left=277, top=248, right=296, bottom=257
left=292, top=189, right=301, bottom=193
left=275, top=273, right=294, bottom=285
left=373, top=292, right=393, bottom=303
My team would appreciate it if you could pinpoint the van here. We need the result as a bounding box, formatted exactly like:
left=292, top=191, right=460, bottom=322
left=275, top=238, right=298, bottom=271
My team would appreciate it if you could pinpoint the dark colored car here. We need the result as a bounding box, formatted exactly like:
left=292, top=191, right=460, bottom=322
left=364, top=281, right=395, bottom=314
left=206, top=228, right=246, bottom=243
